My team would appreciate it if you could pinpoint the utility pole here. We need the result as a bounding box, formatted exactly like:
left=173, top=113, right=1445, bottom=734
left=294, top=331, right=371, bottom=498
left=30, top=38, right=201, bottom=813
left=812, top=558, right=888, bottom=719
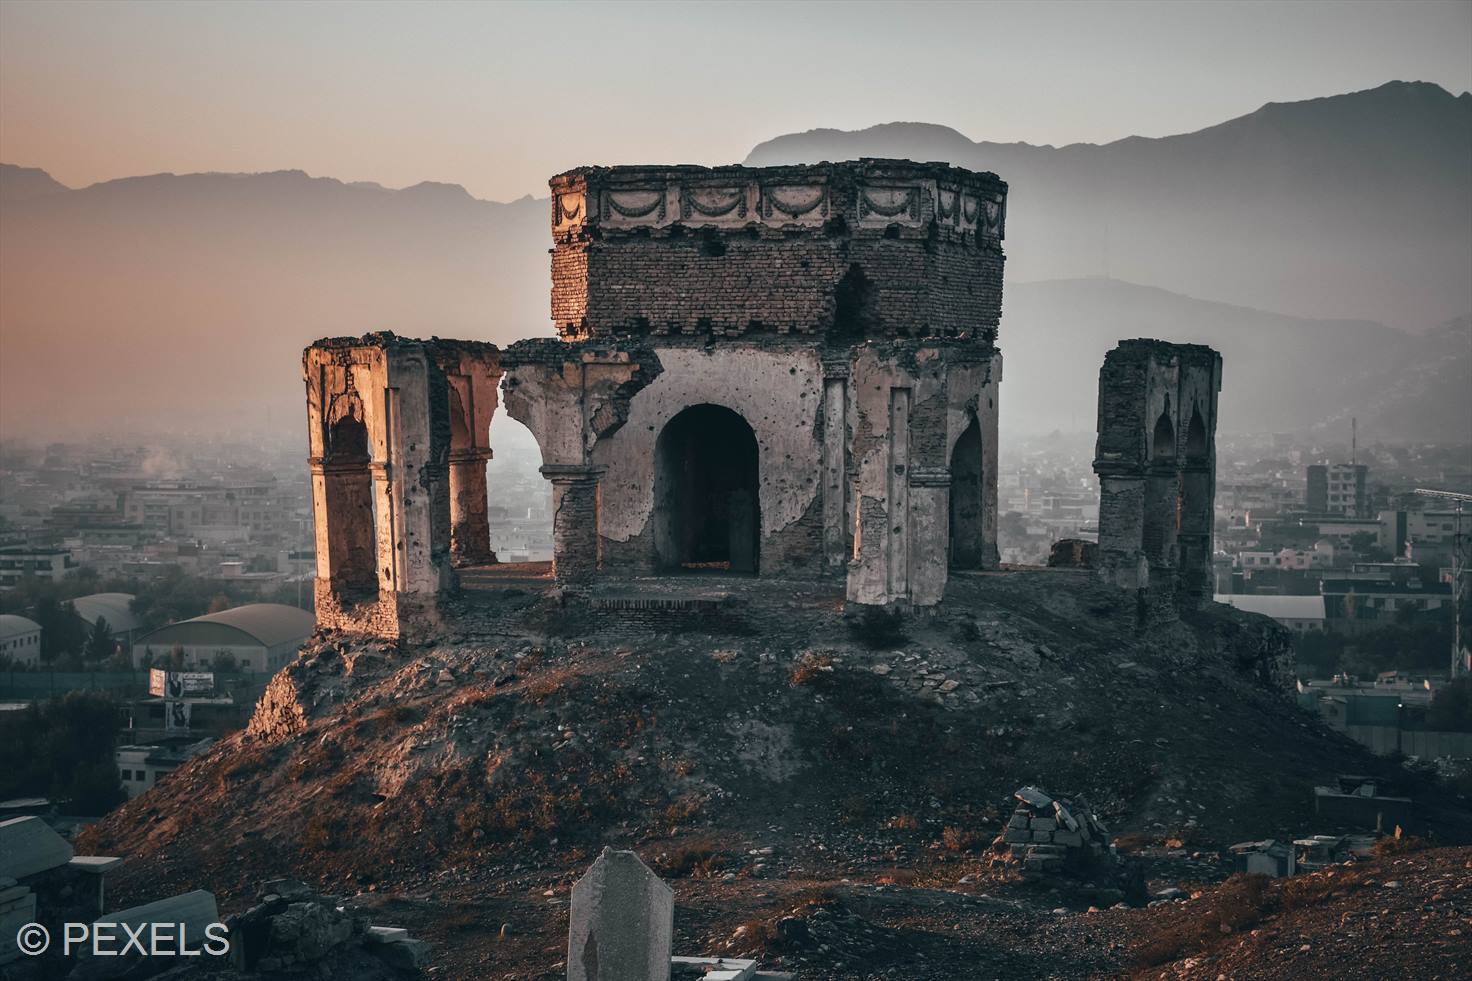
left=1415, top=488, right=1471, bottom=679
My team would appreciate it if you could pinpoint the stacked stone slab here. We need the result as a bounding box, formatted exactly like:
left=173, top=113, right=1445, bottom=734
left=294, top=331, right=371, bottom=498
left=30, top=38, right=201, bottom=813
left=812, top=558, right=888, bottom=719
left=991, top=786, right=1114, bottom=876
left=1091, top=340, right=1222, bottom=615
left=0, top=816, right=121, bottom=968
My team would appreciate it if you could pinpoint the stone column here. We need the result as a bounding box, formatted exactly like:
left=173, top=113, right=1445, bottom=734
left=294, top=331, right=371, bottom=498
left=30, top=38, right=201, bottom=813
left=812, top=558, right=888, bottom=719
left=908, top=467, right=951, bottom=607
left=542, top=464, right=605, bottom=584
left=1177, top=465, right=1214, bottom=603
left=1096, top=473, right=1148, bottom=590
left=449, top=448, right=496, bottom=566
left=311, top=460, right=377, bottom=593
left=821, top=364, right=850, bottom=571
left=886, top=387, right=912, bottom=601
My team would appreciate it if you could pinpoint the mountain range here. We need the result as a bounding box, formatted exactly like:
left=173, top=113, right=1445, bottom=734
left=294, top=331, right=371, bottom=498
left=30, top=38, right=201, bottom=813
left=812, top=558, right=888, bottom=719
left=1, top=81, right=1467, bottom=442
left=748, top=80, right=1472, bottom=334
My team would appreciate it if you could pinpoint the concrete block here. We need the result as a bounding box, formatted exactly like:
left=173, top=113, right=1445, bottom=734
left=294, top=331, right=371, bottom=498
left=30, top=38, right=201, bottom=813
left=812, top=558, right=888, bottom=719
left=367, top=926, right=409, bottom=944
left=1053, top=831, right=1083, bottom=847
left=1031, top=818, right=1057, bottom=833
left=68, top=856, right=123, bottom=874
left=0, top=816, right=74, bottom=879
left=99, top=889, right=218, bottom=939
left=1015, top=786, right=1053, bottom=809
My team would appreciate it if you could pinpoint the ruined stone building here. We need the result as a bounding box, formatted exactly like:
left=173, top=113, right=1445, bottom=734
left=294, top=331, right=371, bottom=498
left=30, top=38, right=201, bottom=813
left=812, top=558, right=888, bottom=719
left=304, top=160, right=1008, bottom=634
left=1092, top=340, right=1222, bottom=611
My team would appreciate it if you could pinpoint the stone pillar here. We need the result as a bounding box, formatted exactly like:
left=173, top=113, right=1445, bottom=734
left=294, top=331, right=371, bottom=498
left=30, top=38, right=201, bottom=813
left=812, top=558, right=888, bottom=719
left=543, top=464, right=605, bottom=584
left=449, top=448, right=496, bottom=566
left=311, top=459, right=377, bottom=593
left=821, top=365, right=850, bottom=572
left=886, top=387, right=911, bottom=600
left=908, top=468, right=951, bottom=607
left=1096, top=474, right=1148, bottom=590
left=1177, top=465, right=1214, bottom=603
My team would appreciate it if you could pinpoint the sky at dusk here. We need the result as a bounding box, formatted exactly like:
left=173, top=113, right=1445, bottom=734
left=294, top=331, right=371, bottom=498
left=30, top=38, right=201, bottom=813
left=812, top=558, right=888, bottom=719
left=2, top=0, right=1470, bottom=201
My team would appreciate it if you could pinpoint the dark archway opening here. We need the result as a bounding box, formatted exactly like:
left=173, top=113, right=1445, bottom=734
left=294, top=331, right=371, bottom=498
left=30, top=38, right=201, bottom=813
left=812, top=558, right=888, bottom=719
left=1152, top=410, right=1176, bottom=460
left=949, top=415, right=985, bottom=569
left=653, top=404, right=760, bottom=573
left=324, top=412, right=378, bottom=596
left=832, top=263, right=877, bottom=338
left=1184, top=406, right=1207, bottom=464
left=1144, top=410, right=1179, bottom=569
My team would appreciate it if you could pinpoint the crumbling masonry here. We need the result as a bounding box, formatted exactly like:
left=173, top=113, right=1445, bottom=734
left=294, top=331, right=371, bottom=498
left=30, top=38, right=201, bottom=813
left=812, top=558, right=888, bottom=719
left=305, top=159, right=1008, bottom=635
left=1092, top=340, right=1222, bottom=612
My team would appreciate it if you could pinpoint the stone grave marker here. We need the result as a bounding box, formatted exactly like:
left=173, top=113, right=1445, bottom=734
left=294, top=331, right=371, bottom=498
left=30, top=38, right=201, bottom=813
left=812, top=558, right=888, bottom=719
left=568, top=847, right=673, bottom=981
left=0, top=815, right=74, bottom=880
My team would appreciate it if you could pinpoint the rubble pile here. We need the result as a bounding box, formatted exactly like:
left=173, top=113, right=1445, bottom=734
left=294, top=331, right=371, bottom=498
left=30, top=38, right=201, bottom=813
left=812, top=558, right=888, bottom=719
left=990, top=786, right=1115, bottom=877
left=223, top=879, right=426, bottom=978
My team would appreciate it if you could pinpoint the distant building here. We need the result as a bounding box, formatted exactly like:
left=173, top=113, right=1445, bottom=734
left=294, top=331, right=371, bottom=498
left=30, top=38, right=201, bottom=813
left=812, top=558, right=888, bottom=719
left=1320, top=576, right=1452, bottom=633
left=1377, top=508, right=1462, bottom=562
left=116, top=738, right=211, bottom=800
left=131, top=603, right=314, bottom=672
left=1215, top=594, right=1326, bottom=632
left=0, top=546, right=76, bottom=586
left=1306, top=463, right=1368, bottom=517
left=0, top=614, right=43, bottom=666
left=69, top=592, right=145, bottom=651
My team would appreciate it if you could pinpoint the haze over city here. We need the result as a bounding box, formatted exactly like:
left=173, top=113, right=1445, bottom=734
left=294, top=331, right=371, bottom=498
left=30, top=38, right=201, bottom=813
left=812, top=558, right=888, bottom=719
left=1, top=4, right=1470, bottom=979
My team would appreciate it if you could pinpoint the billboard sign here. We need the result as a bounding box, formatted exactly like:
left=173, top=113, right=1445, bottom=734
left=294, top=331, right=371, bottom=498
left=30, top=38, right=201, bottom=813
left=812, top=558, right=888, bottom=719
left=148, top=670, right=215, bottom=698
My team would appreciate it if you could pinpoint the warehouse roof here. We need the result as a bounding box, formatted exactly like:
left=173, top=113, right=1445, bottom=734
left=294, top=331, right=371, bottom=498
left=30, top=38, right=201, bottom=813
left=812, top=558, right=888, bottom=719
left=135, top=603, right=314, bottom=652
left=70, top=593, right=144, bottom=633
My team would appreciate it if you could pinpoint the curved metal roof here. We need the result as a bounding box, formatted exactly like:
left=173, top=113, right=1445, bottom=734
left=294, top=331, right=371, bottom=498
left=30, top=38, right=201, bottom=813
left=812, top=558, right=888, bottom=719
left=135, top=603, right=314, bottom=651
left=0, top=615, right=42, bottom=640
left=69, top=593, right=144, bottom=633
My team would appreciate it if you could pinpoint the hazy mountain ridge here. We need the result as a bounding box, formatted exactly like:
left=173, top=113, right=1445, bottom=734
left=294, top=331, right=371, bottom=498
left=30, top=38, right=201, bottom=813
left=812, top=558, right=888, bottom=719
left=1, top=81, right=1467, bottom=440
left=0, top=167, right=552, bottom=436
left=747, top=81, right=1472, bottom=333
left=1001, top=279, right=1465, bottom=441
left=0, top=163, right=71, bottom=202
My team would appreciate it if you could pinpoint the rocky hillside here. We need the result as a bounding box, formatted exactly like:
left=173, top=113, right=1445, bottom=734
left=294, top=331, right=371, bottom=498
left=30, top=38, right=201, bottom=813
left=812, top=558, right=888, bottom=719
left=80, top=571, right=1472, bottom=979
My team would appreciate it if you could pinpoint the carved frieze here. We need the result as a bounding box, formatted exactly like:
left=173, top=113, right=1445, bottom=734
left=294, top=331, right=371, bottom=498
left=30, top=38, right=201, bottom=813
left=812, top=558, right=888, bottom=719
left=601, top=188, right=667, bottom=223
left=760, top=184, right=829, bottom=224
left=553, top=191, right=586, bottom=232
left=680, top=186, right=748, bottom=221
left=857, top=185, right=924, bottom=225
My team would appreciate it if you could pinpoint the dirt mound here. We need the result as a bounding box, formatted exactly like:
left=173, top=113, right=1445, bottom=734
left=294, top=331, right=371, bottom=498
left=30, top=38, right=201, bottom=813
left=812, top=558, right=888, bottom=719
left=78, top=570, right=1471, bottom=978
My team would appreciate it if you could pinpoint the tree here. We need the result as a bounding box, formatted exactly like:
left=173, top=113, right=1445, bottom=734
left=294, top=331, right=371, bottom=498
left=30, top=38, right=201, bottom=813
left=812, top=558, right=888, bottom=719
left=1427, top=678, right=1472, bottom=733
left=84, top=616, right=115, bottom=662
left=32, top=595, right=85, bottom=663
left=207, top=593, right=232, bottom=614
left=0, top=692, right=124, bottom=815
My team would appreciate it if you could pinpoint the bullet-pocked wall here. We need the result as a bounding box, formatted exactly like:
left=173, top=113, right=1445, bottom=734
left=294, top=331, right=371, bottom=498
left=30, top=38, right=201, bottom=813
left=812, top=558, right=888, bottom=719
left=504, top=160, right=1009, bottom=607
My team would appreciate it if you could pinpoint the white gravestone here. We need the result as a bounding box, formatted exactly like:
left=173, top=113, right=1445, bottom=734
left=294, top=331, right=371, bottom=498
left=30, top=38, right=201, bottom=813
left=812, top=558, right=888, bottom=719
left=568, top=848, right=673, bottom=981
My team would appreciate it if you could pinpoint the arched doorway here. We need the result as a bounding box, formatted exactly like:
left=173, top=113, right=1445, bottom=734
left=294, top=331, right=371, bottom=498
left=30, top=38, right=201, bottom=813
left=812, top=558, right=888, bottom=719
left=1143, top=410, right=1179, bottom=568
left=949, top=415, right=984, bottom=569
left=653, top=404, right=760, bottom=573
left=323, top=410, right=378, bottom=595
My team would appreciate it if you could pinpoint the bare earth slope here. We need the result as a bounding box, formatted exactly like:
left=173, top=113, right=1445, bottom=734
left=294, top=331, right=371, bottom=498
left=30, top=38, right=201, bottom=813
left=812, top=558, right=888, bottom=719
left=83, top=570, right=1472, bottom=979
